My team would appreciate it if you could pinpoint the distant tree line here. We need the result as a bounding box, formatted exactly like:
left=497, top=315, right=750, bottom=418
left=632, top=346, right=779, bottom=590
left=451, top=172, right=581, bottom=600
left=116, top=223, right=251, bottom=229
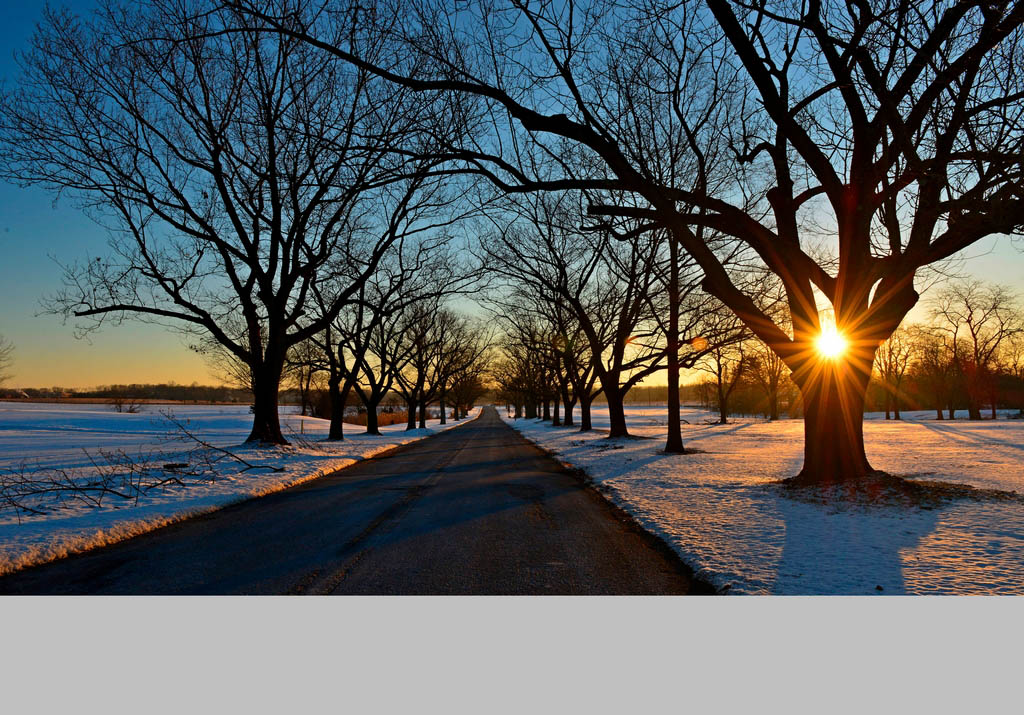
left=0, top=383, right=252, bottom=403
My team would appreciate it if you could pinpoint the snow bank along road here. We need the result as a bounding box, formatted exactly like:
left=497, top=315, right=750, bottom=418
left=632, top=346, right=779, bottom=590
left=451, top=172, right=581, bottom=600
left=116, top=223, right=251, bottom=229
left=506, top=406, right=1024, bottom=595
left=0, top=402, right=481, bottom=574
left=0, top=407, right=709, bottom=594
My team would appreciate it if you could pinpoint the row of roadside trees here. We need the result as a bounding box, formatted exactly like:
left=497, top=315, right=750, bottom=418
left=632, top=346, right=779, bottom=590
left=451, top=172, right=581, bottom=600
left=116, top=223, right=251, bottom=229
left=221, top=0, right=1024, bottom=487
left=3, top=1, right=1024, bottom=489
left=0, top=1, right=491, bottom=444
left=499, top=273, right=1024, bottom=432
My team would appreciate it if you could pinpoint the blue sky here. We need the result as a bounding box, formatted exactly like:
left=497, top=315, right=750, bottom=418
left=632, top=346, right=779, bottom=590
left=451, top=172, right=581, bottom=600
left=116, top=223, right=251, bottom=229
left=0, top=1, right=221, bottom=387
left=0, top=2, right=1021, bottom=388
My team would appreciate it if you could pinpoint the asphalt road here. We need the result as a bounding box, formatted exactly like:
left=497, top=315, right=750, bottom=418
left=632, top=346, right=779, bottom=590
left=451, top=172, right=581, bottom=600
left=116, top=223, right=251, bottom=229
left=0, top=406, right=712, bottom=594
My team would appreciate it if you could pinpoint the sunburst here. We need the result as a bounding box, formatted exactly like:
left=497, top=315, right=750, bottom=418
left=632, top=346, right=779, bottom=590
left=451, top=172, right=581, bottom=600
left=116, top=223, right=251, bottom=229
left=816, top=327, right=848, bottom=359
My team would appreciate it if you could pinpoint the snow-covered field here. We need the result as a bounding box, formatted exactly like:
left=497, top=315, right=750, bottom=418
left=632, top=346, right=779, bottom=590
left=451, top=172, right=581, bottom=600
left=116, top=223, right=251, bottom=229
left=0, top=401, right=479, bottom=575
left=504, top=406, right=1024, bottom=595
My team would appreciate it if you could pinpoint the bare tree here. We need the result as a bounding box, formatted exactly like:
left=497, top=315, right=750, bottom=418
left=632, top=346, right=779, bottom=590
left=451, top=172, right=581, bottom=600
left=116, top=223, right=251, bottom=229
left=311, top=174, right=477, bottom=440
left=694, top=320, right=750, bottom=425
left=0, top=335, right=13, bottom=386
left=0, top=1, right=446, bottom=444
left=873, top=327, right=915, bottom=420
left=930, top=280, right=1023, bottom=419
left=247, top=0, right=1024, bottom=485
left=747, top=341, right=788, bottom=421
left=482, top=192, right=676, bottom=438
left=435, top=317, right=493, bottom=422
left=909, top=326, right=957, bottom=421
left=285, top=339, right=327, bottom=417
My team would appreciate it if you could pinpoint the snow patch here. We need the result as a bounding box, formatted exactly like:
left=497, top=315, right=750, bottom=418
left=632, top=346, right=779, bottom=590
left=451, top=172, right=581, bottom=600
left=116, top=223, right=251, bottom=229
left=503, top=406, right=1024, bottom=594
left=0, top=402, right=479, bottom=575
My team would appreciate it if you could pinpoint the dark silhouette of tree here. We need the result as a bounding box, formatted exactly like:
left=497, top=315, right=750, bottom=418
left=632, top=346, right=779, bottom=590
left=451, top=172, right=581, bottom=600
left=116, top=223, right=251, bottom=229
left=693, top=316, right=750, bottom=425
left=0, top=335, right=13, bottom=386
left=909, top=326, right=958, bottom=420
left=873, top=327, right=914, bottom=420
left=0, top=1, right=444, bottom=444
left=310, top=174, right=476, bottom=440
left=242, top=0, right=1024, bottom=484
left=482, top=193, right=669, bottom=438
left=929, top=280, right=1023, bottom=419
left=285, top=339, right=327, bottom=418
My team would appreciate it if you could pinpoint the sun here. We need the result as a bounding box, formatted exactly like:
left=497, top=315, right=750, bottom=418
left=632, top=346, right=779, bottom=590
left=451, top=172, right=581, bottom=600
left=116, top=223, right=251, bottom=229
left=816, top=328, right=848, bottom=359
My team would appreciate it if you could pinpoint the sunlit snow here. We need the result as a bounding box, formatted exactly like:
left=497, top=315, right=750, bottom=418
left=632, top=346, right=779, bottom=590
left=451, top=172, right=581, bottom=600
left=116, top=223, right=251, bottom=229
left=505, top=406, right=1024, bottom=595
left=0, top=401, right=479, bottom=575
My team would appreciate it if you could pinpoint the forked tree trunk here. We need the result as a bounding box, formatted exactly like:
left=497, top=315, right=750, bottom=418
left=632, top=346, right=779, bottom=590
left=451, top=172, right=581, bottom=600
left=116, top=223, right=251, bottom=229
left=562, top=387, right=576, bottom=427
left=247, top=361, right=287, bottom=445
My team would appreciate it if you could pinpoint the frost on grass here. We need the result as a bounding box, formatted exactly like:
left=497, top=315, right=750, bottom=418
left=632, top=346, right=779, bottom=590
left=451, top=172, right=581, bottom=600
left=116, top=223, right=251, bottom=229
left=0, top=402, right=479, bottom=575
left=504, top=406, right=1024, bottom=595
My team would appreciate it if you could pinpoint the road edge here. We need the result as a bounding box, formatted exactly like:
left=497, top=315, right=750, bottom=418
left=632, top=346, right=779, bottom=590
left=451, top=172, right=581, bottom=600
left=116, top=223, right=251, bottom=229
left=0, top=408, right=486, bottom=582
left=502, top=416, right=719, bottom=595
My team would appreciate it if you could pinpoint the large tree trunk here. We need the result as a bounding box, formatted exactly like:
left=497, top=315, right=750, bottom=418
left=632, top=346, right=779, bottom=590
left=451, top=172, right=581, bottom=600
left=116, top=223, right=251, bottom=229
left=551, top=392, right=561, bottom=426
left=606, top=389, right=628, bottom=438
left=418, top=399, right=427, bottom=428
left=365, top=399, right=381, bottom=435
left=542, top=400, right=550, bottom=421
left=327, top=376, right=346, bottom=440
left=790, top=358, right=874, bottom=484
left=579, top=395, right=593, bottom=431
left=439, top=389, right=447, bottom=425
left=247, top=361, right=287, bottom=445
left=717, top=381, right=728, bottom=425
